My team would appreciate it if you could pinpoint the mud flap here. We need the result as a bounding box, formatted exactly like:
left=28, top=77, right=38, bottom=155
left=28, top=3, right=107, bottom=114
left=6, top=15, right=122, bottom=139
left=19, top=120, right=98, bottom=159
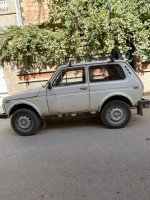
left=137, top=99, right=150, bottom=116
left=137, top=105, right=143, bottom=116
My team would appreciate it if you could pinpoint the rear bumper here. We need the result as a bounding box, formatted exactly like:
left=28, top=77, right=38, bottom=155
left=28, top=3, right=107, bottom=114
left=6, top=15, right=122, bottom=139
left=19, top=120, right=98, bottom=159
left=137, top=99, right=150, bottom=116
left=0, top=113, right=8, bottom=119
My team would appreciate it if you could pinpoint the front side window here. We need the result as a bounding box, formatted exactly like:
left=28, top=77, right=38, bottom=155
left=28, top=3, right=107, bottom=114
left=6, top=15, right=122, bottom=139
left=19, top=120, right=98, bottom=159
left=89, top=64, right=125, bottom=82
left=53, top=67, right=85, bottom=87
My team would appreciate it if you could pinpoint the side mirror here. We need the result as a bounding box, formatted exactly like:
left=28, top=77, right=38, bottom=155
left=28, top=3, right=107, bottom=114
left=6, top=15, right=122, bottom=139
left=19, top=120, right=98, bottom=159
left=47, top=82, right=52, bottom=90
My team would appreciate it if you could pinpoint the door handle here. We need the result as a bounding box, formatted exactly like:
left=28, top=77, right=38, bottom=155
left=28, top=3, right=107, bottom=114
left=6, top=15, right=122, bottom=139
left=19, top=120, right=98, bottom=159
left=80, top=86, right=87, bottom=90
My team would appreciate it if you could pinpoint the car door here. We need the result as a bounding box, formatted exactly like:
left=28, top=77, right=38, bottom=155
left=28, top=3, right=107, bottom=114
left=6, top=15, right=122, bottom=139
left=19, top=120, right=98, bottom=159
left=46, top=66, right=90, bottom=115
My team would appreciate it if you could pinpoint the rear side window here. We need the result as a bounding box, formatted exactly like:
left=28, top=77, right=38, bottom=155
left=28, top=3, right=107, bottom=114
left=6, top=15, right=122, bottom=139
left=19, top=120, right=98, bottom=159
left=89, top=64, right=125, bottom=82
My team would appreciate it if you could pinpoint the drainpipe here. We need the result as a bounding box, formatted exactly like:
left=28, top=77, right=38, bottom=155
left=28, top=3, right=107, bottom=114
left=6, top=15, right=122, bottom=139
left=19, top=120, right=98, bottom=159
left=14, top=0, right=23, bottom=27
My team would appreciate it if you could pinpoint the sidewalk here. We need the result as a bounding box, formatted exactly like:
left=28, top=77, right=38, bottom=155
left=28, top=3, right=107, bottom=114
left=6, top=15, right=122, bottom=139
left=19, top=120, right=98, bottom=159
left=144, top=94, right=150, bottom=100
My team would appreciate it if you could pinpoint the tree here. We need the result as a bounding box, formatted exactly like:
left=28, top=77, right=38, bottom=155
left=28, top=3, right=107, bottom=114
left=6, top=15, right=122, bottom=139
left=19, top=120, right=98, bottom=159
left=0, top=0, right=150, bottom=73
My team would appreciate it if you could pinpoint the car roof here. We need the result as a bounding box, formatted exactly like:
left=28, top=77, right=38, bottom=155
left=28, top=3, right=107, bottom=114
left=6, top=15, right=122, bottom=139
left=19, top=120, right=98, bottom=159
left=57, top=60, right=127, bottom=70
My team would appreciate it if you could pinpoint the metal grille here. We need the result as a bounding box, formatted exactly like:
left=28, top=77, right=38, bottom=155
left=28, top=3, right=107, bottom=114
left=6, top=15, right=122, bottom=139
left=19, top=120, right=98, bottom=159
left=0, top=0, right=8, bottom=10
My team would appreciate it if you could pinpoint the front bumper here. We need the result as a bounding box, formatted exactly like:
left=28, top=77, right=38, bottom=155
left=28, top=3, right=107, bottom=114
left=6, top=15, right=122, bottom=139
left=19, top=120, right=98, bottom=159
left=0, top=113, right=8, bottom=119
left=137, top=99, right=150, bottom=116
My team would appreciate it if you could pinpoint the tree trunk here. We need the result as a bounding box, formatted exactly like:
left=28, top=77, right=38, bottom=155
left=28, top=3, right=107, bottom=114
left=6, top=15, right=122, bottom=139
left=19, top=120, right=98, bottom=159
left=133, top=56, right=142, bottom=73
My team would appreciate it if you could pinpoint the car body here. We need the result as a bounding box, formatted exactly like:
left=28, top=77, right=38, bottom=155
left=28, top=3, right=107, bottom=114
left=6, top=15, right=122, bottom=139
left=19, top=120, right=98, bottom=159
left=0, top=59, right=150, bottom=136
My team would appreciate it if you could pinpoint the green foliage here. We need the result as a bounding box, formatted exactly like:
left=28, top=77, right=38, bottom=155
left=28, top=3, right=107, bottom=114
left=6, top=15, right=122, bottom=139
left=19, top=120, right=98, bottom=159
left=0, top=26, right=75, bottom=73
left=0, top=0, right=150, bottom=72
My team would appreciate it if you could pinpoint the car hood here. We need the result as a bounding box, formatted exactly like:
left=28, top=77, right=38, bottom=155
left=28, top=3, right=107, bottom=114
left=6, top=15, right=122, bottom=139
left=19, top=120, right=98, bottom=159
left=3, top=88, right=41, bottom=101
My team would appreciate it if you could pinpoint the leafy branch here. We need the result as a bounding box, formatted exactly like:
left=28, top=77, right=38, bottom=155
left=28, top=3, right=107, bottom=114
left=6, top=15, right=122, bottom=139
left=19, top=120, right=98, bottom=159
left=0, top=0, right=150, bottom=73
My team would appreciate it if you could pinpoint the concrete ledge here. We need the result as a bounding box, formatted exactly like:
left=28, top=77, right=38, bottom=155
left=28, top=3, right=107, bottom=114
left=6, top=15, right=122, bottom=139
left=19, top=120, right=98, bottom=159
left=18, top=78, right=49, bottom=84
left=144, top=92, right=150, bottom=96
left=0, top=11, right=16, bottom=16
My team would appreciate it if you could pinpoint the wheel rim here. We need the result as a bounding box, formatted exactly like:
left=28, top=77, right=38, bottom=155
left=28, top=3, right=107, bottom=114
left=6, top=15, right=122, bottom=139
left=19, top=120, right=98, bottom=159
left=16, top=115, right=32, bottom=130
left=107, top=107, right=126, bottom=124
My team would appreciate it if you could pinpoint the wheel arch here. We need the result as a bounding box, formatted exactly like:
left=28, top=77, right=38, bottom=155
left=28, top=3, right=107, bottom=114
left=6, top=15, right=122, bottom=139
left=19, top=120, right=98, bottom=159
left=100, top=95, right=133, bottom=113
left=8, top=103, right=42, bottom=118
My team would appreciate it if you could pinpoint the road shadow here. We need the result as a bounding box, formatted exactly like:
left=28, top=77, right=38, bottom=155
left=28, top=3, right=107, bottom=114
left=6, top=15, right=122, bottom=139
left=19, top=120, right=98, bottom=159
left=40, top=114, right=104, bottom=131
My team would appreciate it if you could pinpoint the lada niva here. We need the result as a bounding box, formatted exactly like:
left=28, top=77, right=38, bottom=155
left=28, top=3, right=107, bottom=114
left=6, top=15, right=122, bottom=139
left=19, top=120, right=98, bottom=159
left=0, top=59, right=150, bottom=136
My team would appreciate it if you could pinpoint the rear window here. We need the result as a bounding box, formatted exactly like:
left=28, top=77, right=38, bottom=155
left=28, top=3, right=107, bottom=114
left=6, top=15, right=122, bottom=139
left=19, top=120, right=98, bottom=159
left=89, top=64, right=125, bottom=82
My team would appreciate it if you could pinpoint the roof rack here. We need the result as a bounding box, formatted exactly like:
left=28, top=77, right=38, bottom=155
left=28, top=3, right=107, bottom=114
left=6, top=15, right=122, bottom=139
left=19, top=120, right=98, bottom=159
left=64, top=54, right=115, bottom=67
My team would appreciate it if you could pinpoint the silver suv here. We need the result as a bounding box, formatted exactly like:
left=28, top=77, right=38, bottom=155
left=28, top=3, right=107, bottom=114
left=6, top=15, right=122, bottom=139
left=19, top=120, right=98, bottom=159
left=0, top=59, right=150, bottom=136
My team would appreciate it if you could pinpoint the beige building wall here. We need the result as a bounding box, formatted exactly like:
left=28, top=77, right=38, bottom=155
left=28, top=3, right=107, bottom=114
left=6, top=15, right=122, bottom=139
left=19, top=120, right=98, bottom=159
left=0, top=0, right=17, bottom=28
left=0, top=0, right=21, bottom=94
left=3, top=64, right=17, bottom=94
left=138, top=61, right=150, bottom=95
left=3, top=63, right=54, bottom=94
left=140, top=72, right=150, bottom=94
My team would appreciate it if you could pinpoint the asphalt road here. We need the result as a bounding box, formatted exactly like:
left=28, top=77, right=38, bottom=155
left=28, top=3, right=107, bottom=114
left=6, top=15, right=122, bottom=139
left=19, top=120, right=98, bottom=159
left=0, top=107, right=150, bottom=200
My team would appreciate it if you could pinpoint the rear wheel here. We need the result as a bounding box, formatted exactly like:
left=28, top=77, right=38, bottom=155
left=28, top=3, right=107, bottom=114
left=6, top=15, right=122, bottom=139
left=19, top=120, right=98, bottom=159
left=11, top=108, right=40, bottom=136
left=101, top=100, right=131, bottom=128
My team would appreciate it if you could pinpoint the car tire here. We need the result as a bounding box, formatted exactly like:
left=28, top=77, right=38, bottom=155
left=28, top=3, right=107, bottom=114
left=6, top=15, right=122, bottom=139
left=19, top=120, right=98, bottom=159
left=101, top=100, right=131, bottom=128
left=11, top=108, right=40, bottom=136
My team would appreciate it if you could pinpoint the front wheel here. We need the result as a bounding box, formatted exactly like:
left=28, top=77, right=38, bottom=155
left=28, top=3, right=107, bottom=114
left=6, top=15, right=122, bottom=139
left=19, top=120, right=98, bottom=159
left=11, top=109, right=40, bottom=136
left=101, top=100, right=131, bottom=128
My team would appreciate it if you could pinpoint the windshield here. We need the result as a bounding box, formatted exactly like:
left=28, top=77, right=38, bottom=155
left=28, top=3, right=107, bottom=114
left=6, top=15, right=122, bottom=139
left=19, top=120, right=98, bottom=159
left=42, top=70, right=57, bottom=88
